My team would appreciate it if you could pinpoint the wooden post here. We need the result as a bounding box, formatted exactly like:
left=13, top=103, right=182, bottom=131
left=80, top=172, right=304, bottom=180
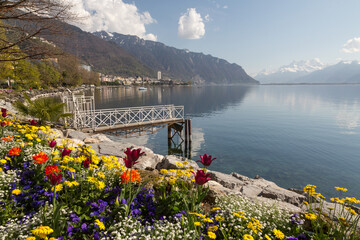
left=184, top=120, right=188, bottom=145
left=188, top=119, right=192, bottom=142
left=168, top=124, right=172, bottom=140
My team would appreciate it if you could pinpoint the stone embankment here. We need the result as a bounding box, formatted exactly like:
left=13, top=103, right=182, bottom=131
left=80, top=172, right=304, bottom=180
left=59, top=129, right=310, bottom=213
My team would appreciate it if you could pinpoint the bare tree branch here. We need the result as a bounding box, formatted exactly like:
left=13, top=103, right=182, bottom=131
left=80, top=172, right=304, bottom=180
left=0, top=0, right=79, bottom=61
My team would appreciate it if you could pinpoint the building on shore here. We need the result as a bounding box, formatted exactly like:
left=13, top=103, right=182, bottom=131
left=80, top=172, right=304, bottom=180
left=157, top=71, right=161, bottom=81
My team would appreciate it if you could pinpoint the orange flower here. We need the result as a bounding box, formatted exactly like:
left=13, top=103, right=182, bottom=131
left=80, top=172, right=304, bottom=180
left=1, top=135, right=13, bottom=142
left=45, top=165, right=60, bottom=176
left=33, top=152, right=49, bottom=164
left=121, top=170, right=141, bottom=183
left=8, top=147, right=21, bottom=156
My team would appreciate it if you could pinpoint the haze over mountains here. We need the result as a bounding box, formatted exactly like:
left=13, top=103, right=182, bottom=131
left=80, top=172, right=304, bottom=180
left=255, top=59, right=360, bottom=84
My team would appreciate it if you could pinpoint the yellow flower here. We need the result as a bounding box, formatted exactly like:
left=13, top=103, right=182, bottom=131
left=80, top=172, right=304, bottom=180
left=175, top=162, right=184, bottom=167
left=303, top=201, right=309, bottom=205
left=203, top=218, right=213, bottom=223
left=49, top=238, right=58, bottom=240
left=243, top=234, right=254, bottom=240
left=12, top=189, right=21, bottom=195
left=168, top=176, right=177, bottom=185
left=51, top=184, right=63, bottom=192
left=0, top=159, right=6, bottom=164
left=36, top=138, right=41, bottom=142
left=183, top=160, right=189, bottom=165
left=264, top=234, right=272, bottom=240
left=194, top=222, right=201, bottom=226
left=272, top=229, right=285, bottom=239
left=208, top=231, right=216, bottom=239
left=211, top=207, right=221, bottom=211
left=208, top=226, right=218, bottom=232
left=25, top=237, right=36, bottom=240
left=31, top=226, right=54, bottom=239
left=97, top=172, right=106, bottom=179
left=95, top=219, right=105, bottom=230
left=215, top=216, right=224, bottom=221
left=335, top=186, right=348, bottom=192
left=305, top=213, right=317, bottom=220
left=339, top=217, right=346, bottom=221
left=160, top=169, right=168, bottom=174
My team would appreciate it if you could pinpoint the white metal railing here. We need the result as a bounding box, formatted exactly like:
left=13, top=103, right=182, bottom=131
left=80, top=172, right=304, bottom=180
left=73, top=105, right=184, bottom=130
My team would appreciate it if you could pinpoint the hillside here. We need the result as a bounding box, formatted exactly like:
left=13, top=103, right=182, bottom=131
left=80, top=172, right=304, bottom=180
left=93, top=31, right=258, bottom=84
left=42, top=23, right=155, bottom=77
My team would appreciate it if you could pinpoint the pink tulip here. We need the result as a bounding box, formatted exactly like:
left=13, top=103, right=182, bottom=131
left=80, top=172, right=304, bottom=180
left=61, top=148, right=71, bottom=157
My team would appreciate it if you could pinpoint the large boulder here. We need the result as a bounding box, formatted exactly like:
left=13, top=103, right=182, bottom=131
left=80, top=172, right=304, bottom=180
left=155, top=155, right=199, bottom=171
left=208, top=170, right=246, bottom=190
left=259, top=186, right=307, bottom=207
left=67, top=130, right=90, bottom=141
left=134, top=153, right=163, bottom=171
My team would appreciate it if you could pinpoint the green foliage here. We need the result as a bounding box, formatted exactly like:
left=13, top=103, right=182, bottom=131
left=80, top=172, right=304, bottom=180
left=14, top=93, right=72, bottom=123
left=34, top=61, right=61, bottom=87
left=13, top=60, right=41, bottom=89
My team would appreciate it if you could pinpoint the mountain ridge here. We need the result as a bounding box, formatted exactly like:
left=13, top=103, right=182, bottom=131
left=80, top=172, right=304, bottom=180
left=93, top=31, right=258, bottom=84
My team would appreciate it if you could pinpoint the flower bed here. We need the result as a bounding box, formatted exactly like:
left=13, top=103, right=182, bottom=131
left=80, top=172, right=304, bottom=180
left=0, top=108, right=359, bottom=240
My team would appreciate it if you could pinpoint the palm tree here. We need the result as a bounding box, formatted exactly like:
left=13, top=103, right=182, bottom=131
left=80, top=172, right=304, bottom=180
left=14, top=93, right=72, bottom=124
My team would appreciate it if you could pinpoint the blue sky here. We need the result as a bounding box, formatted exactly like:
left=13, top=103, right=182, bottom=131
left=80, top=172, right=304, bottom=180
left=73, top=0, right=360, bottom=75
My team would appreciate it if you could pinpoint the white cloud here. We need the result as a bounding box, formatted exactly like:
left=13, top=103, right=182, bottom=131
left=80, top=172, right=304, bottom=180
left=178, top=8, right=205, bottom=39
left=341, top=37, right=360, bottom=53
left=70, top=0, right=157, bottom=41
left=204, top=14, right=211, bottom=22
left=223, top=5, right=228, bottom=9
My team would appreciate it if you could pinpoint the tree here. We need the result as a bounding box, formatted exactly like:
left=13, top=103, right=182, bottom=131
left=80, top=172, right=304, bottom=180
left=0, top=0, right=78, bottom=62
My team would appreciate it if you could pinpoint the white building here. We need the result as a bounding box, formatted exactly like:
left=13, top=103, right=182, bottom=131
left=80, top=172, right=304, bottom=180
left=157, top=71, right=161, bottom=80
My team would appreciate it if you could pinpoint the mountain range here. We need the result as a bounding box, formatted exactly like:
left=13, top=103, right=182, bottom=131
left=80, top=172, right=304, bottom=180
left=93, top=31, right=257, bottom=84
left=40, top=21, right=257, bottom=85
left=255, top=59, right=360, bottom=84
left=255, top=59, right=326, bottom=83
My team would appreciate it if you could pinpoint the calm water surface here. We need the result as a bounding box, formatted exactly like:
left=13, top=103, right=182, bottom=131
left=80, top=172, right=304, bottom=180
left=89, top=85, right=360, bottom=197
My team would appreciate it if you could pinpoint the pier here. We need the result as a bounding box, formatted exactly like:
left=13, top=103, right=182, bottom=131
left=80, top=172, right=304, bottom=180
left=62, top=93, right=191, bottom=157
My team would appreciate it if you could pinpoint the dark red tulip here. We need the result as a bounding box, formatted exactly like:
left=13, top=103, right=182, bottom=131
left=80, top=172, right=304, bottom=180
left=48, top=173, right=62, bottom=185
left=2, top=112, right=7, bottom=118
left=1, top=108, right=6, bottom=113
left=196, top=154, right=216, bottom=167
left=123, top=148, right=144, bottom=168
left=61, top=148, right=71, bottom=157
left=29, top=120, right=38, bottom=126
left=82, top=158, right=91, bottom=168
left=192, top=170, right=212, bottom=185
left=49, top=140, right=57, bottom=148
left=0, top=122, right=5, bottom=127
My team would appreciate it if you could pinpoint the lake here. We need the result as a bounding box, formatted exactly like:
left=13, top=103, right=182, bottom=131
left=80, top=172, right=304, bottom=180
left=88, top=84, right=360, bottom=198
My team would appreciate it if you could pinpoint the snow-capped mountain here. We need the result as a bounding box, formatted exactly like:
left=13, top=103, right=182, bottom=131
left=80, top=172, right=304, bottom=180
left=255, top=58, right=327, bottom=83
left=294, top=60, right=360, bottom=83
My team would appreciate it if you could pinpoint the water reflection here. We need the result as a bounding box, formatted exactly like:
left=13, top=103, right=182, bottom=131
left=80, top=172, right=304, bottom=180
left=91, top=85, right=256, bottom=116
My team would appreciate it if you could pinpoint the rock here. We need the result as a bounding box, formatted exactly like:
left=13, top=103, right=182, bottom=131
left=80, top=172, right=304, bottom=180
left=46, top=129, right=64, bottom=139
left=134, top=153, right=163, bottom=171
left=155, top=155, right=199, bottom=171
left=90, top=134, right=113, bottom=142
left=67, top=130, right=89, bottom=141
left=259, top=187, right=307, bottom=207
left=231, top=172, right=251, bottom=182
left=205, top=180, right=240, bottom=204
left=208, top=170, right=245, bottom=190
left=84, top=138, right=101, bottom=144
left=240, top=185, right=263, bottom=198
left=255, top=196, right=303, bottom=213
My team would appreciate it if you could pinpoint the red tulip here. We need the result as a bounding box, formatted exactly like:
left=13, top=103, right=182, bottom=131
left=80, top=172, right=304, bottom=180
left=48, top=173, right=62, bottom=185
left=123, top=148, right=144, bottom=168
left=2, top=112, right=7, bottom=118
left=0, top=122, right=5, bottom=127
left=1, top=108, right=6, bottom=113
left=196, top=154, right=216, bottom=167
left=82, top=158, right=91, bottom=168
left=29, top=120, right=38, bottom=126
left=49, top=140, right=57, bottom=148
left=61, top=148, right=71, bottom=157
left=192, top=170, right=211, bottom=185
